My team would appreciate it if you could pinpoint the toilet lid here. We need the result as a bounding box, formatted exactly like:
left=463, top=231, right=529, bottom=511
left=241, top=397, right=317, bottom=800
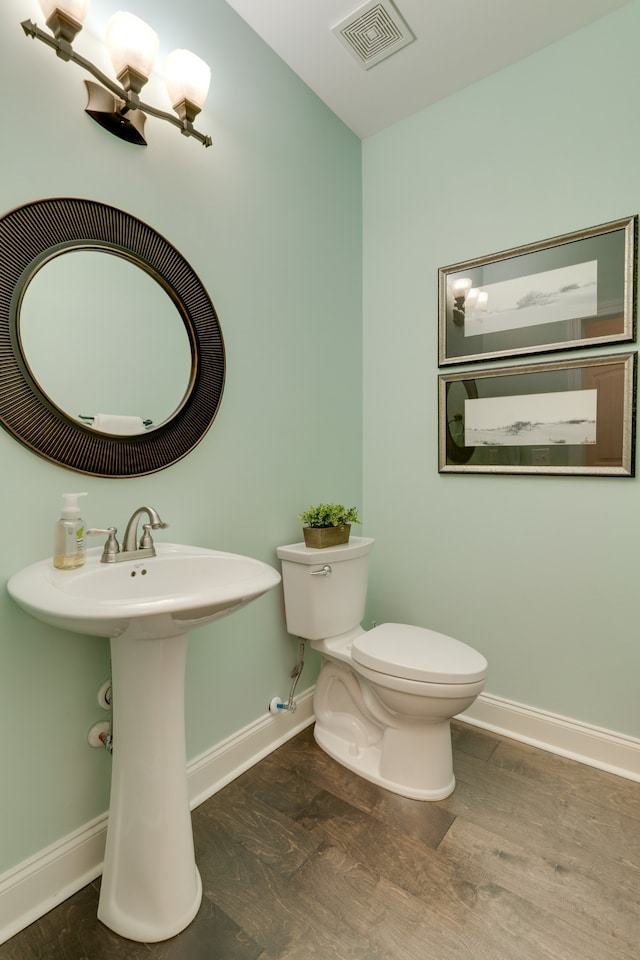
left=352, top=623, right=487, bottom=684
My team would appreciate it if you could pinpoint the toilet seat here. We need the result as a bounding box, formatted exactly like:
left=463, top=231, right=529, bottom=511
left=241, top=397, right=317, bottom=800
left=352, top=623, right=487, bottom=684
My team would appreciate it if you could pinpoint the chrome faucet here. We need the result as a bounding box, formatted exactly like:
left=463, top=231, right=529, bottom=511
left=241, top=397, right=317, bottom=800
left=88, top=506, right=169, bottom=563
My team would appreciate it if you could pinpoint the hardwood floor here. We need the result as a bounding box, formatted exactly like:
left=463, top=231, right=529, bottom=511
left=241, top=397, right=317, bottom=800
left=1, top=721, right=638, bottom=959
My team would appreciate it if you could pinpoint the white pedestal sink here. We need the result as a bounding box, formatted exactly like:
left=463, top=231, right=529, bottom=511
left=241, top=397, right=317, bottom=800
left=8, top=543, right=281, bottom=942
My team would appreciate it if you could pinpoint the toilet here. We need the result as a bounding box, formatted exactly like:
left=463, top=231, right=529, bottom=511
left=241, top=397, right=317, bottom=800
left=276, top=537, right=487, bottom=800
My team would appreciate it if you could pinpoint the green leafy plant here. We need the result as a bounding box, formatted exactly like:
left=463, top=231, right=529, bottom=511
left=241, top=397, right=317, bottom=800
left=298, top=503, right=361, bottom=528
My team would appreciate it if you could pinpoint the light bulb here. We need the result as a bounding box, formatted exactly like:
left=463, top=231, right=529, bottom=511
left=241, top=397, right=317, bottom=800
left=451, top=277, right=472, bottom=298
left=38, top=0, right=89, bottom=22
left=38, top=0, right=89, bottom=42
left=466, top=288, right=479, bottom=307
left=476, top=291, right=489, bottom=311
left=106, top=12, right=158, bottom=92
left=165, top=49, right=211, bottom=122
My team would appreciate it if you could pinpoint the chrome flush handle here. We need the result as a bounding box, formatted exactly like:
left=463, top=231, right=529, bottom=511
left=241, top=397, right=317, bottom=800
left=310, top=564, right=332, bottom=576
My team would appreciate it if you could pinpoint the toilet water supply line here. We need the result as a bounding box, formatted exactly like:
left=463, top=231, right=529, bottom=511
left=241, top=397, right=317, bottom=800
left=270, top=639, right=305, bottom=715
left=92, top=642, right=306, bottom=751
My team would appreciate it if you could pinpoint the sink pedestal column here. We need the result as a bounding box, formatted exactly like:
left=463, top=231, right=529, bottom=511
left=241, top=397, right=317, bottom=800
left=98, top=630, right=202, bottom=942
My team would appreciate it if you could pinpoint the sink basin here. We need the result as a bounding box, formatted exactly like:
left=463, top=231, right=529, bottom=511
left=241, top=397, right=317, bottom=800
left=7, top=542, right=281, bottom=943
left=7, top=542, right=281, bottom=640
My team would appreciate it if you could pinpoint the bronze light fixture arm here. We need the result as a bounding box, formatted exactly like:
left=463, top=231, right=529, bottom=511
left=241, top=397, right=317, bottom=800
left=22, top=19, right=133, bottom=106
left=21, top=19, right=212, bottom=148
left=134, top=93, right=212, bottom=147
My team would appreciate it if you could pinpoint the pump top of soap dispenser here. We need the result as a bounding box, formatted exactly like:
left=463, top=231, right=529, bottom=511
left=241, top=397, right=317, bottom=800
left=60, top=492, right=88, bottom=518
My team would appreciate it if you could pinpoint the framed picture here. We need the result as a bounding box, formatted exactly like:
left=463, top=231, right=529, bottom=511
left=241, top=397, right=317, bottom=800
left=439, top=353, right=636, bottom=476
left=438, top=217, right=636, bottom=366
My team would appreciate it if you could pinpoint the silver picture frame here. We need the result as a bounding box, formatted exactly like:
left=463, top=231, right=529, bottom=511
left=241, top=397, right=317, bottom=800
left=439, top=353, right=636, bottom=476
left=439, top=217, right=637, bottom=366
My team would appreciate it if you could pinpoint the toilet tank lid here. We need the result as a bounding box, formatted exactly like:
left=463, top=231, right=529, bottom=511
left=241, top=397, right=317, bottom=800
left=352, top=623, right=488, bottom=684
left=276, top=537, right=375, bottom=564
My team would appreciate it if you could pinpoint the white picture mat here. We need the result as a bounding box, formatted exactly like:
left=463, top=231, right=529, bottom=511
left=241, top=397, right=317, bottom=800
left=465, top=388, right=597, bottom=447
left=464, top=261, right=598, bottom=337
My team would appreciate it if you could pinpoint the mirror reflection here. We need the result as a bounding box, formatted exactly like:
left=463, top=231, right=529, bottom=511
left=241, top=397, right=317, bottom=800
left=19, top=250, right=193, bottom=435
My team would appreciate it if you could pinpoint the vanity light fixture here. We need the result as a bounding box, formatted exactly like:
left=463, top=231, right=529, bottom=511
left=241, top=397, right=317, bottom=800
left=22, top=1, right=212, bottom=147
left=450, top=277, right=489, bottom=326
left=450, top=277, right=472, bottom=326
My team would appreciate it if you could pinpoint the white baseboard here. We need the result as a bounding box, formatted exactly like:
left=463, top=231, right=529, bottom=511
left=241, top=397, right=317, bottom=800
left=0, top=689, right=315, bottom=947
left=0, top=816, right=106, bottom=948
left=4, top=687, right=638, bottom=946
left=187, top=687, right=315, bottom=807
left=459, top=692, right=640, bottom=782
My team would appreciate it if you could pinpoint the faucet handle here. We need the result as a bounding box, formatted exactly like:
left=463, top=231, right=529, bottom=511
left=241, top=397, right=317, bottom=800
left=140, top=523, right=155, bottom=550
left=87, top=527, right=120, bottom=563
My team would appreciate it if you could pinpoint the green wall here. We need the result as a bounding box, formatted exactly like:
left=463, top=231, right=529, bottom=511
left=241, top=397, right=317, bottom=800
left=4, top=0, right=640, bottom=890
left=362, top=1, right=640, bottom=737
left=0, top=0, right=361, bottom=874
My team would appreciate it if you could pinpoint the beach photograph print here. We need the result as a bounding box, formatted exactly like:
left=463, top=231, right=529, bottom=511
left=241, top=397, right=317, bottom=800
left=438, top=216, right=636, bottom=366
left=439, top=353, right=635, bottom=476
left=464, top=261, right=598, bottom=337
left=464, top=389, right=597, bottom=447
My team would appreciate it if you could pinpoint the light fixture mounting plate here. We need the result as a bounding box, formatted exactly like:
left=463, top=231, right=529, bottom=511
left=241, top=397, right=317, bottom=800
left=84, top=80, right=147, bottom=145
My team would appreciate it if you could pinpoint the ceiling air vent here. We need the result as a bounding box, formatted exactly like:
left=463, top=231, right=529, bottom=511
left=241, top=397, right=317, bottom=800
left=331, top=0, right=415, bottom=71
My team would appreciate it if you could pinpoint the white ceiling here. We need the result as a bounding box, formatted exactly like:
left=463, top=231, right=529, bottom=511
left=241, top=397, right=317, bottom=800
left=223, top=0, right=633, bottom=138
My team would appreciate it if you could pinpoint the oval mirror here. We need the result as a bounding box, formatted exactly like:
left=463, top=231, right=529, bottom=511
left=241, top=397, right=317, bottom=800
left=0, top=198, right=225, bottom=477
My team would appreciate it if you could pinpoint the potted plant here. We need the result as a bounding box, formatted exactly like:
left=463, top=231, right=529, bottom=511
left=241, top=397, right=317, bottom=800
left=298, top=503, right=361, bottom=549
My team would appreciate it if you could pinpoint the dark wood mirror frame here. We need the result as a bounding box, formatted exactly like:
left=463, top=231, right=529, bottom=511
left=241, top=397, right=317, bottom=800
left=0, top=197, right=225, bottom=477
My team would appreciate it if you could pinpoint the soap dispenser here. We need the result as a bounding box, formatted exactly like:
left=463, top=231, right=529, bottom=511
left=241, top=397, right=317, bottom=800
left=53, top=493, right=88, bottom=570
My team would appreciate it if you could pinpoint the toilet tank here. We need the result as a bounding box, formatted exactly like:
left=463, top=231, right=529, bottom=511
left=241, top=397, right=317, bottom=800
left=276, top=537, right=375, bottom=640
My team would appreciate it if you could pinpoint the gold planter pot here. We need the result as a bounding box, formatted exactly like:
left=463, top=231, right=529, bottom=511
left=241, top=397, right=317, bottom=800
left=302, top=525, right=351, bottom=549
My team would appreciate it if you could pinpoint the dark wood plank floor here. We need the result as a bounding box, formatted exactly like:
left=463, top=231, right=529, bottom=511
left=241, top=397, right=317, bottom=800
left=2, top=721, right=639, bottom=959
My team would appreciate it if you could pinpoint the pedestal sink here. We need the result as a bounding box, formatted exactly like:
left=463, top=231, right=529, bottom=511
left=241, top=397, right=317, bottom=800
left=7, top=543, right=281, bottom=942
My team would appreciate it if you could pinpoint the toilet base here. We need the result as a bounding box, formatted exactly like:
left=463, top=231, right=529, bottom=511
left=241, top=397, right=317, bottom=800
left=313, top=723, right=456, bottom=801
left=312, top=660, right=461, bottom=800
